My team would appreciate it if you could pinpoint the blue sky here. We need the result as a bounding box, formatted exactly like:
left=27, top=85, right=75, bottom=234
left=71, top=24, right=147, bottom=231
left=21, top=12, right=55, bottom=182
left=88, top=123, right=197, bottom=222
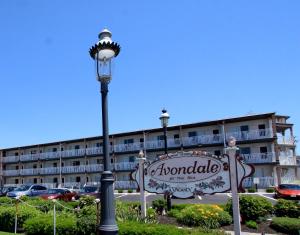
left=0, top=1, right=299, bottom=152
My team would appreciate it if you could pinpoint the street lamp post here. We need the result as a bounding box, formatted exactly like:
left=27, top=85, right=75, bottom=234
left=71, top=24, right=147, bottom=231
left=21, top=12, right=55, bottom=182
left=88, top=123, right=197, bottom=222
left=90, top=29, right=120, bottom=235
left=159, top=109, right=171, bottom=211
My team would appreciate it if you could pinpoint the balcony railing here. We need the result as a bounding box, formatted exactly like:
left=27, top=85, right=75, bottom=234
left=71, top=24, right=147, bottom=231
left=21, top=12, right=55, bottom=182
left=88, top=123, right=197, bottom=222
left=3, top=169, right=19, bottom=176
left=279, top=156, right=296, bottom=165
left=20, top=168, right=39, bottom=176
left=243, top=176, right=274, bottom=188
left=40, top=167, right=60, bottom=175
left=241, top=152, right=276, bottom=164
left=277, top=136, right=295, bottom=145
left=2, top=156, right=19, bottom=163
left=227, top=128, right=272, bottom=142
left=114, top=180, right=138, bottom=189
left=1, top=128, right=275, bottom=164
left=114, top=162, right=137, bottom=171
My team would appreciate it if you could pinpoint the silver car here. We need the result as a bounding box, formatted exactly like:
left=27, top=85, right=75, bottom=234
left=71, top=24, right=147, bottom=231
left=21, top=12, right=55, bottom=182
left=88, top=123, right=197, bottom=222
left=7, top=184, right=47, bottom=198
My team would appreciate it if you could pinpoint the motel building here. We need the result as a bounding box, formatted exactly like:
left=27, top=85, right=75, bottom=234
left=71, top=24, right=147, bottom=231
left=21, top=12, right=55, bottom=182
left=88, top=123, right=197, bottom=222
left=0, top=112, right=298, bottom=189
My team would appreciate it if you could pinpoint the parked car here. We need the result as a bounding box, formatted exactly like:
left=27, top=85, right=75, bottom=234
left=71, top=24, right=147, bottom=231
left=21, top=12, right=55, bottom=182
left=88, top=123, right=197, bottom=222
left=0, top=186, right=17, bottom=197
left=78, top=185, right=100, bottom=198
left=40, top=188, right=77, bottom=201
left=275, top=184, right=300, bottom=199
left=64, top=185, right=81, bottom=193
left=7, top=184, right=47, bottom=198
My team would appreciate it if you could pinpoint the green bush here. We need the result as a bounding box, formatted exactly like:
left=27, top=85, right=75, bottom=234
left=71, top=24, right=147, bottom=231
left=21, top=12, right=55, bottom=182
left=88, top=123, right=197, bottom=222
left=225, top=195, right=273, bottom=222
left=0, top=197, right=15, bottom=206
left=75, top=205, right=97, bottom=235
left=118, top=189, right=124, bottom=193
left=247, top=188, right=256, bottom=193
left=271, top=217, right=300, bottom=235
left=266, top=187, right=275, bottom=193
left=152, top=199, right=166, bottom=215
left=0, top=204, right=41, bottom=232
left=176, top=204, right=232, bottom=229
left=127, top=189, right=133, bottom=193
left=116, top=201, right=140, bottom=222
left=24, top=213, right=77, bottom=235
left=78, top=195, right=96, bottom=208
left=118, top=221, right=227, bottom=235
left=245, top=220, right=258, bottom=229
left=168, top=204, right=191, bottom=218
left=274, top=199, right=300, bottom=218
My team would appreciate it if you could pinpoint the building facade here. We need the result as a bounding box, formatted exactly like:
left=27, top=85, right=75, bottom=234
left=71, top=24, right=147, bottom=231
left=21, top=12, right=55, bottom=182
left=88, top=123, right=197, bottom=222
left=0, top=113, right=298, bottom=189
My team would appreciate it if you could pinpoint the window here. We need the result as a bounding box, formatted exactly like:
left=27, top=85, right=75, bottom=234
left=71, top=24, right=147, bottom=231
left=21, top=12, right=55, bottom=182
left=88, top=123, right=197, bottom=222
left=86, top=177, right=89, bottom=182
left=124, top=139, right=134, bottom=144
left=33, top=164, right=37, bottom=169
left=129, top=156, right=135, bottom=162
left=240, top=147, right=251, bottom=155
left=213, top=129, right=220, bottom=142
left=240, top=125, right=249, bottom=140
left=157, top=135, right=164, bottom=141
left=111, top=158, right=114, bottom=163
left=52, top=148, right=57, bottom=152
left=214, top=150, right=221, bottom=156
left=258, top=124, right=266, bottom=136
left=15, top=152, right=19, bottom=156
left=75, top=145, right=80, bottom=150
left=174, top=134, right=179, bottom=139
left=76, top=176, right=81, bottom=183
left=260, top=146, right=268, bottom=153
left=140, top=138, right=144, bottom=143
left=31, top=150, right=36, bottom=154
left=53, top=163, right=58, bottom=168
left=188, top=131, right=197, bottom=137
left=53, top=178, right=58, bottom=183
left=15, top=179, right=19, bottom=184
left=174, top=134, right=180, bottom=144
left=260, top=146, right=268, bottom=159
left=15, top=165, right=19, bottom=170
left=86, top=160, right=89, bottom=165
left=97, top=159, right=101, bottom=164
left=61, top=162, right=64, bottom=167
left=33, top=178, right=37, bottom=184
left=40, top=179, right=43, bottom=183
left=62, top=178, right=65, bottom=184
left=213, top=129, right=219, bottom=135
left=61, top=147, right=64, bottom=151
left=73, top=161, right=80, bottom=166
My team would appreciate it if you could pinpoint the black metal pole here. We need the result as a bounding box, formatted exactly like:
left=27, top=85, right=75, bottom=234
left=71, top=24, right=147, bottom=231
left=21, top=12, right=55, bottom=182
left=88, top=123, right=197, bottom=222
left=163, top=126, right=172, bottom=211
left=98, top=82, right=118, bottom=235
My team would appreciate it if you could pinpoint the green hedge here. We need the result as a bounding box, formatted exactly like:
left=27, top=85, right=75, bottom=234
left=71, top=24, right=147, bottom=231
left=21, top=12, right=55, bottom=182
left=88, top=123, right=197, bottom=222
left=274, top=199, right=300, bottom=218
left=271, top=217, right=300, bottom=235
left=225, top=195, right=273, bottom=222
left=24, top=213, right=77, bottom=235
left=0, top=205, right=41, bottom=232
left=118, top=221, right=227, bottom=235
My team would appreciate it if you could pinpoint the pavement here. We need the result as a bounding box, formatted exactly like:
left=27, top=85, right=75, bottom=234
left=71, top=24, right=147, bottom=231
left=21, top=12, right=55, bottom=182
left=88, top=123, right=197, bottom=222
left=225, top=232, right=276, bottom=235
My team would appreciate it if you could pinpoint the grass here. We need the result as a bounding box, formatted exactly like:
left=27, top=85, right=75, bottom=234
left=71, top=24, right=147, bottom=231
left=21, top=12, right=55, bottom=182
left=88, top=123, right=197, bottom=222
left=0, top=232, right=23, bottom=235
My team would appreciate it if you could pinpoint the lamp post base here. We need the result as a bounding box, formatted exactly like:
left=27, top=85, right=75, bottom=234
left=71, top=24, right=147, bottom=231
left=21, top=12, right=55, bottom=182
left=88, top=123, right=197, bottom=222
left=98, top=171, right=118, bottom=235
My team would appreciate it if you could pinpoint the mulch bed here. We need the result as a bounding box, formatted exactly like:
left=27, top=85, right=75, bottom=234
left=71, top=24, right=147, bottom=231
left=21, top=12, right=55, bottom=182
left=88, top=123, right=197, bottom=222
left=158, top=215, right=287, bottom=234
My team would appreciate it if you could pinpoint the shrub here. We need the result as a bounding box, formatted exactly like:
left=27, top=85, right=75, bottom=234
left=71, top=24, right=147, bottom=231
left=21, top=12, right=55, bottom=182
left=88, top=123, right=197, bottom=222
left=176, top=204, right=232, bottom=229
left=75, top=205, right=97, bottom=235
left=247, top=188, right=256, bottom=193
left=78, top=195, right=96, bottom=208
left=0, top=204, right=41, bottom=232
left=0, top=197, right=15, bottom=206
left=168, top=204, right=191, bottom=218
left=271, top=217, right=300, bottom=235
left=245, top=220, right=258, bottom=229
left=266, top=187, right=275, bottom=193
left=24, top=213, right=77, bottom=235
left=274, top=199, right=300, bottom=218
left=118, top=221, right=227, bottom=235
left=127, top=189, right=133, bottom=193
left=118, top=189, right=123, bottom=193
left=225, top=195, right=273, bottom=222
left=152, top=199, right=166, bottom=215
left=116, top=201, right=140, bottom=222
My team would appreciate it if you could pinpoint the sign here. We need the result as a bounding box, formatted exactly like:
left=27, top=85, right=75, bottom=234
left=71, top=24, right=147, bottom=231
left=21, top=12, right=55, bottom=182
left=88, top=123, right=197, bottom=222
left=133, top=151, right=254, bottom=198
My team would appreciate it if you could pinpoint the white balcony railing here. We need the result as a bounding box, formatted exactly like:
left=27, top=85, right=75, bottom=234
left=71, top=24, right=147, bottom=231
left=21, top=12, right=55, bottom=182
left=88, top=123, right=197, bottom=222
left=62, top=165, right=86, bottom=174
left=227, top=128, right=272, bottom=142
left=114, top=180, right=138, bottom=189
left=114, top=162, right=137, bottom=171
left=62, top=149, right=85, bottom=158
left=20, top=168, right=39, bottom=176
left=40, top=167, right=60, bottom=175
left=114, top=143, right=142, bottom=152
left=241, top=152, right=276, bottom=164
left=85, top=164, right=104, bottom=173
left=86, top=147, right=103, bottom=155
left=40, top=152, right=61, bottom=160
left=279, top=156, right=297, bottom=165
left=243, top=176, right=274, bottom=188
left=3, top=169, right=19, bottom=176
left=181, top=134, right=223, bottom=146
left=277, top=136, right=295, bottom=145
left=2, top=156, right=19, bottom=163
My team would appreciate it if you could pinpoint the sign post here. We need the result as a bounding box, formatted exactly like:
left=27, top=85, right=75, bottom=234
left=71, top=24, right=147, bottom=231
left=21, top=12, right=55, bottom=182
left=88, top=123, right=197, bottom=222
left=225, top=137, right=241, bottom=235
left=253, top=177, right=260, bottom=192
left=138, top=150, right=147, bottom=218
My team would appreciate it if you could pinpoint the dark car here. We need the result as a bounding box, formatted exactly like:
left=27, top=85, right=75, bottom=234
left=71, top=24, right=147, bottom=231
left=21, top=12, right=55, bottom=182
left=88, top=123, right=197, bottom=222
left=275, top=184, right=300, bottom=199
left=40, top=188, right=77, bottom=201
left=0, top=186, right=17, bottom=197
left=7, top=184, right=48, bottom=198
left=78, top=185, right=100, bottom=198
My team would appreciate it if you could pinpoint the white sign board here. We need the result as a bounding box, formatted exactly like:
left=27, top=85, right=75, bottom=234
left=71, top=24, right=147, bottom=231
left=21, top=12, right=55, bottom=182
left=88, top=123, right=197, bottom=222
left=253, top=177, right=260, bottom=184
left=133, top=151, right=254, bottom=198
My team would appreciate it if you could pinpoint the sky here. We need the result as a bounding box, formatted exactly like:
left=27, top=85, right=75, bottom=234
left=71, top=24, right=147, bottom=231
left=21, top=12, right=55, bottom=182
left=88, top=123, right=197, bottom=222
left=0, top=0, right=299, bottom=152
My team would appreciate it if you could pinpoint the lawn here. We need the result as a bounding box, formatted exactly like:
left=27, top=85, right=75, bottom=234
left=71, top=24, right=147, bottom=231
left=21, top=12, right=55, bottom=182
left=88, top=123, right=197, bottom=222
left=0, top=232, right=21, bottom=235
